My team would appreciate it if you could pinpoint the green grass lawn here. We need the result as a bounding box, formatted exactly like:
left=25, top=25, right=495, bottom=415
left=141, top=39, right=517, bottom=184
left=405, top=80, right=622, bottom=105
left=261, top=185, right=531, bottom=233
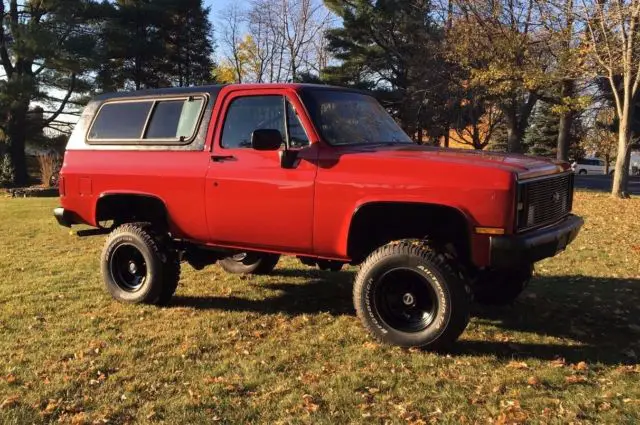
left=0, top=192, right=639, bottom=424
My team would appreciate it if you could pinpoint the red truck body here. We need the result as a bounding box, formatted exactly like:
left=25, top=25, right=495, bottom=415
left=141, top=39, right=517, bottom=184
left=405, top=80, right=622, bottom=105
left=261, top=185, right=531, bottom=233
left=54, top=83, right=583, bottom=349
left=58, top=84, right=576, bottom=268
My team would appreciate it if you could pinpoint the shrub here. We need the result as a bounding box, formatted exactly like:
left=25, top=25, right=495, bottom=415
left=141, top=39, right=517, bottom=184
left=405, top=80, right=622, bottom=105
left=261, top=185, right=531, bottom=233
left=0, top=154, right=14, bottom=188
left=37, top=153, right=60, bottom=188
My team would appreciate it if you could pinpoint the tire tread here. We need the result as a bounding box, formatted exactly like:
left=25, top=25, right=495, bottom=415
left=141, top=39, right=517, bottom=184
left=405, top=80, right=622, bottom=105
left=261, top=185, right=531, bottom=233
left=353, top=239, right=470, bottom=349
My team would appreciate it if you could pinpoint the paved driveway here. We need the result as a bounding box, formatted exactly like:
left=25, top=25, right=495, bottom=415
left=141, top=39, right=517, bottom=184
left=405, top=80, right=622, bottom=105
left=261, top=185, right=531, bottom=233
left=574, top=174, right=640, bottom=195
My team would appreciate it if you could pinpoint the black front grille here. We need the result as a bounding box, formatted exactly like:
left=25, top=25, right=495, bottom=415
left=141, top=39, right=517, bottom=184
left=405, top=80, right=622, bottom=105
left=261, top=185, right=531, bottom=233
left=516, top=173, right=574, bottom=232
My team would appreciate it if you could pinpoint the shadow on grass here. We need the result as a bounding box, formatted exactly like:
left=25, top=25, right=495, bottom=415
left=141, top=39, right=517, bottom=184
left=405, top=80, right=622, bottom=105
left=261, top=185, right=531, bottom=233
left=171, top=271, right=640, bottom=365
left=172, top=269, right=356, bottom=316
left=462, top=275, right=640, bottom=365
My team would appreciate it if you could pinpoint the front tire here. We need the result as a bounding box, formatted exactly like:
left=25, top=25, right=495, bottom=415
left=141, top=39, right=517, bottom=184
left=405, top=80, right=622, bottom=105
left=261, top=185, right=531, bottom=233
left=472, top=264, right=533, bottom=306
left=353, top=240, right=470, bottom=349
left=578, top=169, right=587, bottom=175
left=101, top=223, right=180, bottom=305
left=219, top=252, right=280, bottom=275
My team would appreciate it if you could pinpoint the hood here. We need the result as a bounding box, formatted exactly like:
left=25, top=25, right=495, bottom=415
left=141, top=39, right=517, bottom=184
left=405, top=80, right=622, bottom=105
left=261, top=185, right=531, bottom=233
left=335, top=144, right=569, bottom=180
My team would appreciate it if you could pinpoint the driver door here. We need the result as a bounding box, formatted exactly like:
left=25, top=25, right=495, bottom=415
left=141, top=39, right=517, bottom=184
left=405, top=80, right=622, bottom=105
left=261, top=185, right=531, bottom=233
left=205, top=89, right=317, bottom=253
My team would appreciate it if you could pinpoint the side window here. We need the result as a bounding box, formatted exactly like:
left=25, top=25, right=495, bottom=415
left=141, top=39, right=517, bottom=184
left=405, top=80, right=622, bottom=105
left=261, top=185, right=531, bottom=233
left=221, top=96, right=285, bottom=149
left=89, top=101, right=153, bottom=140
left=88, top=96, right=205, bottom=143
left=146, top=98, right=204, bottom=140
left=287, top=102, right=310, bottom=148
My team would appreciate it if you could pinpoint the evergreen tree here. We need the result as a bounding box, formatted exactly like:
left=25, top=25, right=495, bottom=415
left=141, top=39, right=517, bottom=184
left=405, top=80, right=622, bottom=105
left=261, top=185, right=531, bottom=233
left=97, top=0, right=214, bottom=91
left=0, top=0, right=104, bottom=186
left=159, top=0, right=215, bottom=87
left=323, top=0, right=455, bottom=141
left=97, top=0, right=168, bottom=91
left=524, top=102, right=559, bottom=157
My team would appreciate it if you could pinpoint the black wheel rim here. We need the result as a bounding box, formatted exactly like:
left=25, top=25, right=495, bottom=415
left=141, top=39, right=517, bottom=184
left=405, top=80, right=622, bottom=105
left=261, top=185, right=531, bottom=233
left=109, top=244, right=148, bottom=292
left=373, top=268, right=438, bottom=333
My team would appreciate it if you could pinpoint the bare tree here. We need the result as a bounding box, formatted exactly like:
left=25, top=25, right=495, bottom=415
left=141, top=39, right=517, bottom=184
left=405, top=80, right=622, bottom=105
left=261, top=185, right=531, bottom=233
left=221, top=0, right=332, bottom=83
left=580, top=0, right=640, bottom=197
left=219, top=5, right=246, bottom=83
left=247, top=0, right=286, bottom=83
left=267, top=0, right=332, bottom=81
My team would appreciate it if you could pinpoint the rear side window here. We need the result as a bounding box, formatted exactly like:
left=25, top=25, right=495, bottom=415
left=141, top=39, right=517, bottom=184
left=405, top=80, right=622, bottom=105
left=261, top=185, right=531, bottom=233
left=146, top=98, right=205, bottom=140
left=89, top=101, right=153, bottom=140
left=88, top=96, right=205, bottom=144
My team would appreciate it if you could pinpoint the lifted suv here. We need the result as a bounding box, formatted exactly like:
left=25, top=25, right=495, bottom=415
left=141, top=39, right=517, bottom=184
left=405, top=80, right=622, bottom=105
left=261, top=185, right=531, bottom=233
left=54, top=84, right=583, bottom=349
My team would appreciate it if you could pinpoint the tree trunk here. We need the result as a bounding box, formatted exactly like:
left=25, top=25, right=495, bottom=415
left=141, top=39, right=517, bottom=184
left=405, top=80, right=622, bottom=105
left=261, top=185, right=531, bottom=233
left=611, top=114, right=631, bottom=198
left=7, top=102, right=29, bottom=186
left=506, top=124, right=523, bottom=153
left=473, top=124, right=482, bottom=150
left=556, top=111, right=572, bottom=161
left=556, top=79, right=574, bottom=161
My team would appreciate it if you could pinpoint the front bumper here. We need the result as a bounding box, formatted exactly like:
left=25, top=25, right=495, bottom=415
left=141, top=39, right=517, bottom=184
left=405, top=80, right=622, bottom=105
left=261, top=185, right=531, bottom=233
left=53, top=207, right=78, bottom=228
left=490, top=215, right=584, bottom=267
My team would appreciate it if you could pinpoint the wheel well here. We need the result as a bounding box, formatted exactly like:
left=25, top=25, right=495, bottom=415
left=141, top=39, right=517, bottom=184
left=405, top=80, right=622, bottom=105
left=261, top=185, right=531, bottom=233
left=347, top=202, right=471, bottom=265
left=95, top=194, right=169, bottom=229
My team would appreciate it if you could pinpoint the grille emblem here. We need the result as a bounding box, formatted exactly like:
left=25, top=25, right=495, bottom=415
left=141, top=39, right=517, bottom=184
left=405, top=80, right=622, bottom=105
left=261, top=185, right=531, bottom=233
left=552, top=191, right=561, bottom=202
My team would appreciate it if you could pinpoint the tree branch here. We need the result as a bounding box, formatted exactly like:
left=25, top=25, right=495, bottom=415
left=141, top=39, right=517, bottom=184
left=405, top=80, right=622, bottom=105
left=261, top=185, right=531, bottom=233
left=0, top=2, right=14, bottom=78
left=44, top=74, right=77, bottom=126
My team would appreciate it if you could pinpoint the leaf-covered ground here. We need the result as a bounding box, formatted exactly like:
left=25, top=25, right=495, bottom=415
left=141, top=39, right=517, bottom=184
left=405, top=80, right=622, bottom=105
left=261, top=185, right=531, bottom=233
left=0, top=192, right=639, bottom=424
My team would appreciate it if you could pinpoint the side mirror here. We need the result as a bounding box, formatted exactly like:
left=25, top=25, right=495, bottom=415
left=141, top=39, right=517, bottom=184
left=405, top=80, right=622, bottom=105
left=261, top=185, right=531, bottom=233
left=251, top=129, right=283, bottom=151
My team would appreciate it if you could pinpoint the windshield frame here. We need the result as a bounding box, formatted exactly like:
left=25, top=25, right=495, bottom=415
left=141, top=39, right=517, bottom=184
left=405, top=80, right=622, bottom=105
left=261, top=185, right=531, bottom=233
left=299, top=87, right=414, bottom=147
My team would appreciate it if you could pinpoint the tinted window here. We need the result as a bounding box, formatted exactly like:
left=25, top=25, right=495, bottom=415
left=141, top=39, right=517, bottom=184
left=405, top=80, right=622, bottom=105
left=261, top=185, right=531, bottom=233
left=222, top=96, right=285, bottom=149
left=89, top=101, right=153, bottom=140
left=287, top=102, right=309, bottom=148
left=146, top=98, right=204, bottom=140
left=301, top=90, right=412, bottom=146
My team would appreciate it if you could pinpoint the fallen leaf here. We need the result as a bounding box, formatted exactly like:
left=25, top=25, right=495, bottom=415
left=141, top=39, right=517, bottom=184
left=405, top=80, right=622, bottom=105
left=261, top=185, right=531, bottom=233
left=565, top=375, right=588, bottom=384
left=302, top=394, right=319, bottom=413
left=598, top=401, right=612, bottom=412
left=70, top=412, right=88, bottom=425
left=526, top=376, right=541, bottom=386
left=203, top=376, right=227, bottom=384
left=5, top=374, right=17, bottom=385
left=493, top=384, right=506, bottom=394
left=44, top=399, right=59, bottom=413
left=549, top=358, right=566, bottom=368
left=572, top=361, right=588, bottom=371
left=0, top=395, right=20, bottom=410
left=507, top=361, right=529, bottom=370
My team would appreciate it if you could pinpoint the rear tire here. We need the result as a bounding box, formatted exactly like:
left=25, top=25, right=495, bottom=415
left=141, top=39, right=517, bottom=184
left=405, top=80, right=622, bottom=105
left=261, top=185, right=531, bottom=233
left=578, top=169, right=587, bottom=175
left=219, top=252, right=280, bottom=275
left=101, top=223, right=180, bottom=305
left=472, top=264, right=533, bottom=305
left=353, top=240, right=470, bottom=350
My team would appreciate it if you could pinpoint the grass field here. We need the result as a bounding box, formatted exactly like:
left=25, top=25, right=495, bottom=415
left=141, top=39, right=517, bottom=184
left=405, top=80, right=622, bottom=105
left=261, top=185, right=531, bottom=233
left=1, top=192, right=639, bottom=424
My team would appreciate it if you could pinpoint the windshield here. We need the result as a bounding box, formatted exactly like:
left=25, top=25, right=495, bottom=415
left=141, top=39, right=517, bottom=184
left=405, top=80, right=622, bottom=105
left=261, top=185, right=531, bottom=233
left=301, top=89, right=413, bottom=146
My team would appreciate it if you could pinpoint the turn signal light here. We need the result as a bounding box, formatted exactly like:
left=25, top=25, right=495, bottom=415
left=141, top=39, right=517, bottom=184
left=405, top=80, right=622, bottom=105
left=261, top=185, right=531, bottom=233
left=475, top=227, right=505, bottom=235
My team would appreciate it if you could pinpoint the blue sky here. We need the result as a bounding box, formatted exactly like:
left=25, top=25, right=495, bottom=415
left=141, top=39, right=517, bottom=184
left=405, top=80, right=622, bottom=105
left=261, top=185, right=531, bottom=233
left=205, top=0, right=240, bottom=19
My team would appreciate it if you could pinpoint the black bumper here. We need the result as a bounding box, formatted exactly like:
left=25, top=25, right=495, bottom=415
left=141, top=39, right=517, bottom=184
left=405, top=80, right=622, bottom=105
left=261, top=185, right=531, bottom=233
left=53, top=207, right=76, bottom=228
left=490, top=215, right=584, bottom=268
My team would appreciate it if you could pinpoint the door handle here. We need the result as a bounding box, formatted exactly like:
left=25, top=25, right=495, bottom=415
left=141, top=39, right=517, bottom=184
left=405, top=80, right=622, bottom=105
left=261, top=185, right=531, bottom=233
left=211, top=155, right=237, bottom=163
